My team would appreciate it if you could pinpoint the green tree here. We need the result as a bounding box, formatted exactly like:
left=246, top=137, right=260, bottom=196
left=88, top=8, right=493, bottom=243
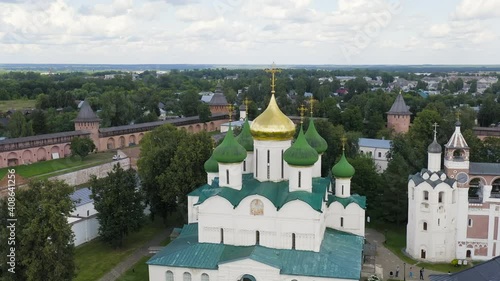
left=7, top=111, right=33, bottom=138
left=0, top=180, right=75, bottom=281
left=70, top=137, right=96, bottom=160
left=478, top=95, right=500, bottom=127
left=29, top=109, right=47, bottom=135
left=138, top=124, right=212, bottom=221
left=99, top=89, right=134, bottom=127
left=416, top=80, right=428, bottom=90
left=349, top=155, right=384, bottom=220
left=468, top=80, right=477, bottom=94
left=197, top=102, right=211, bottom=122
left=341, top=106, right=363, bottom=132
left=180, top=91, right=200, bottom=117
left=90, top=164, right=144, bottom=247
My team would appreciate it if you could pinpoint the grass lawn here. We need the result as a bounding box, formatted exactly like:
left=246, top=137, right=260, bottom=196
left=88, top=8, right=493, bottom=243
left=0, top=151, right=115, bottom=180
left=368, top=222, right=469, bottom=273
left=74, top=218, right=167, bottom=281
left=117, top=256, right=151, bottom=281
left=0, top=99, right=36, bottom=112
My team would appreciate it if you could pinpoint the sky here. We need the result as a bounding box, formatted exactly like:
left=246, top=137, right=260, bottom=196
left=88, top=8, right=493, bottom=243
left=0, top=0, right=499, bottom=65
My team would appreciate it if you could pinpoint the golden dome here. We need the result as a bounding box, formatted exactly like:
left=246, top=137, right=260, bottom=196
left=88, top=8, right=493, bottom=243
left=250, top=94, right=296, bottom=141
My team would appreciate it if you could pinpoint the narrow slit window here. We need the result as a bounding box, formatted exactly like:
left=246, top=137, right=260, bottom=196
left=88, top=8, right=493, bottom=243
left=340, top=217, right=344, bottom=227
left=281, top=150, right=284, bottom=178
left=342, top=185, right=344, bottom=195
left=256, top=231, right=260, bottom=245
left=256, top=149, right=258, bottom=177
left=220, top=228, right=224, bottom=243
left=292, top=233, right=296, bottom=249
left=226, top=169, right=230, bottom=184
left=243, top=160, right=246, bottom=172
left=298, top=171, right=302, bottom=188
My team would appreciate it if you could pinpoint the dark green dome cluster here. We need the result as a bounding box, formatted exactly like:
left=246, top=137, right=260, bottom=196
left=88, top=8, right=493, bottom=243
left=204, top=154, right=219, bottom=173
left=235, top=119, right=254, bottom=151
left=283, top=126, right=319, bottom=166
left=212, top=126, right=247, bottom=164
left=331, top=152, right=355, bottom=178
left=305, top=119, right=328, bottom=154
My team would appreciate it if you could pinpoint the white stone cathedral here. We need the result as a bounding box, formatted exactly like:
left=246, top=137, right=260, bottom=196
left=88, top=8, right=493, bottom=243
left=407, top=121, right=500, bottom=262
left=148, top=69, right=366, bottom=281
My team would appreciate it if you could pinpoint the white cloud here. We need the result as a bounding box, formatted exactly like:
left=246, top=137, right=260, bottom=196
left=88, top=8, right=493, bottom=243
left=453, top=0, right=500, bottom=20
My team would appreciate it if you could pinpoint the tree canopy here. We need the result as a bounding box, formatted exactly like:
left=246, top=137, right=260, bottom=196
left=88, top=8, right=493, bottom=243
left=137, top=124, right=212, bottom=222
left=0, top=180, right=75, bottom=281
left=90, top=163, right=145, bottom=247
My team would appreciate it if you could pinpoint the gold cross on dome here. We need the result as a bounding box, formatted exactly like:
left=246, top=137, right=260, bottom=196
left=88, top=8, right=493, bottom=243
left=227, top=104, right=234, bottom=121
left=341, top=135, right=347, bottom=151
left=309, top=95, right=314, bottom=117
left=244, top=97, right=250, bottom=114
left=264, top=62, right=281, bottom=94
left=298, top=104, right=307, bottom=124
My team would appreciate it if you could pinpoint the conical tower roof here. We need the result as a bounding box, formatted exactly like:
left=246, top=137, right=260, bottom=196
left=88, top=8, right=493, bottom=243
left=445, top=121, right=468, bottom=149
left=283, top=126, right=318, bottom=166
left=332, top=152, right=355, bottom=178
left=212, top=125, right=247, bottom=163
left=235, top=119, right=254, bottom=151
left=305, top=119, right=328, bottom=154
left=387, top=93, right=411, bottom=115
left=75, top=100, right=100, bottom=122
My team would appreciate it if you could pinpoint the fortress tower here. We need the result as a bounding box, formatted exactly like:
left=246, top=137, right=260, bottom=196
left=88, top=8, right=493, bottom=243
left=387, top=93, right=411, bottom=134
left=74, top=100, right=101, bottom=150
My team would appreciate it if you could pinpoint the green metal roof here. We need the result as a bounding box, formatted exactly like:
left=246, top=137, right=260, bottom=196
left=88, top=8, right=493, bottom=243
left=147, top=223, right=364, bottom=280
left=283, top=126, right=319, bottom=166
left=213, top=125, right=247, bottom=163
left=204, top=154, right=219, bottom=173
left=192, top=174, right=329, bottom=212
left=305, top=119, right=328, bottom=154
left=235, top=119, right=254, bottom=152
left=331, top=152, right=355, bottom=178
left=327, top=194, right=366, bottom=209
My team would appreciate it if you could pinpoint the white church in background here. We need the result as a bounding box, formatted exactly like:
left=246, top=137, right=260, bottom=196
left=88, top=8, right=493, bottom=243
left=407, top=121, right=500, bottom=262
left=148, top=67, right=366, bottom=281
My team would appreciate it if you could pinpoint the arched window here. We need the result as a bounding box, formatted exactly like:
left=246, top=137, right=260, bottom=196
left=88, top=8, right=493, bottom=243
left=423, top=191, right=429, bottom=201
left=292, top=233, right=296, bottom=250
left=378, top=152, right=382, bottom=158
left=438, top=191, right=444, bottom=203
left=183, top=272, right=191, bottom=281
left=453, top=149, right=464, bottom=159
left=201, top=273, right=209, bottom=281
left=166, top=271, right=174, bottom=281
left=469, top=178, right=481, bottom=198
left=256, top=231, right=260, bottom=245
left=220, top=228, right=224, bottom=244
left=492, top=178, right=500, bottom=198
left=423, top=222, right=428, bottom=231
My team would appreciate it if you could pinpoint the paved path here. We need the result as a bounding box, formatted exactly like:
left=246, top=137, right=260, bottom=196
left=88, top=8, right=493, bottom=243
left=365, top=228, right=442, bottom=280
left=98, top=228, right=172, bottom=281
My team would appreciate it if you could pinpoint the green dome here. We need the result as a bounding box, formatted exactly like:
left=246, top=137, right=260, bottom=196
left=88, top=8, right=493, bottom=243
left=283, top=126, right=319, bottom=166
left=235, top=119, right=254, bottom=151
left=204, top=154, right=219, bottom=173
left=305, top=119, right=328, bottom=154
left=213, top=126, right=247, bottom=163
left=332, top=152, right=355, bottom=178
